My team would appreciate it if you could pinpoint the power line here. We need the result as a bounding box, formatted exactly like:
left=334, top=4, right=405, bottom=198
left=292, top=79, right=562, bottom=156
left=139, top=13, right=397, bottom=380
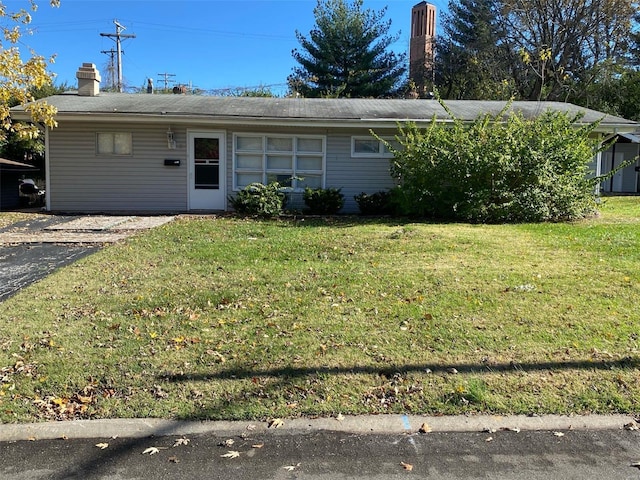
left=157, top=72, right=176, bottom=91
left=100, top=48, right=120, bottom=90
left=100, top=20, right=136, bottom=93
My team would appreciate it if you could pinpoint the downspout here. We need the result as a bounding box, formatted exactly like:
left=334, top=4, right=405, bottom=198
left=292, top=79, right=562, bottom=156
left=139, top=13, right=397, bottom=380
left=609, top=140, right=616, bottom=192
left=594, top=135, right=603, bottom=196
left=45, top=126, right=51, bottom=211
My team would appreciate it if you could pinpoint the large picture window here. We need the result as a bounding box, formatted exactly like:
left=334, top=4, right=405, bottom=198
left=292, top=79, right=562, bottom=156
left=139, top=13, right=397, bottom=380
left=97, top=132, right=132, bottom=155
left=233, top=134, right=325, bottom=190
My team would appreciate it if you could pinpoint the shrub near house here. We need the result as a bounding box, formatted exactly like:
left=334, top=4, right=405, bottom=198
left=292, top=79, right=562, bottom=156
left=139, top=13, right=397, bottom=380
left=384, top=106, right=604, bottom=223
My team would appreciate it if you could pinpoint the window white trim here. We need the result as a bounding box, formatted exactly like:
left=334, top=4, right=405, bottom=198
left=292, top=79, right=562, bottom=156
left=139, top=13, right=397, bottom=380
left=233, top=133, right=326, bottom=191
left=96, top=132, right=132, bottom=156
left=351, top=136, right=395, bottom=158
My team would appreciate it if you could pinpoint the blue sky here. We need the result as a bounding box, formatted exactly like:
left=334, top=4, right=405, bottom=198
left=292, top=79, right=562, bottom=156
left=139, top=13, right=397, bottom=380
left=10, top=0, right=447, bottom=95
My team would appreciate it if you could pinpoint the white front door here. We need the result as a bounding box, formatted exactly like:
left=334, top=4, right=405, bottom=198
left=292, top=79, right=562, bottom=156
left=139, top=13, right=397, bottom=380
left=188, top=131, right=226, bottom=210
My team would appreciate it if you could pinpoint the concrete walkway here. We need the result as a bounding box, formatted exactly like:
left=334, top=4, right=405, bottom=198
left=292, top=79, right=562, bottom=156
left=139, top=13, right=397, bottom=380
left=0, top=214, right=174, bottom=244
left=0, top=214, right=174, bottom=302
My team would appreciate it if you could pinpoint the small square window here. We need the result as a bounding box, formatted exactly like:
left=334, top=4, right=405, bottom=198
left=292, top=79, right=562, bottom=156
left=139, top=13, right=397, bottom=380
left=351, top=136, right=397, bottom=158
left=97, top=132, right=132, bottom=155
left=353, top=138, right=380, bottom=155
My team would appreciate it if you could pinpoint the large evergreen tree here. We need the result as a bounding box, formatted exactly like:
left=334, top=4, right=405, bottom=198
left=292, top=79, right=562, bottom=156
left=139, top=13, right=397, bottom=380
left=289, top=0, right=406, bottom=98
left=435, top=0, right=513, bottom=100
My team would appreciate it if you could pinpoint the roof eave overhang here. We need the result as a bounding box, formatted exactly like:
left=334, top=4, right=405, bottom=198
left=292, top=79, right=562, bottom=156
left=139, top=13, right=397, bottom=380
left=10, top=111, right=636, bottom=134
left=13, top=112, right=453, bottom=129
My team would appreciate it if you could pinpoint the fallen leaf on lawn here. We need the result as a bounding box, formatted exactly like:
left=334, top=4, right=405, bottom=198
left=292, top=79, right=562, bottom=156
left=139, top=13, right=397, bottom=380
left=219, top=439, right=235, bottom=447
left=336, top=413, right=345, bottom=422
left=553, top=431, right=565, bottom=437
left=283, top=463, right=301, bottom=471
left=221, top=451, right=240, bottom=459
left=447, top=368, right=459, bottom=374
left=269, top=418, right=284, bottom=429
left=143, top=447, right=160, bottom=455
left=419, top=422, right=432, bottom=433
left=501, top=427, right=521, bottom=433
left=168, top=456, right=180, bottom=463
left=400, top=461, right=413, bottom=471
left=173, top=437, right=190, bottom=447
left=95, top=443, right=109, bottom=450
left=624, top=422, right=639, bottom=431
left=485, top=437, right=494, bottom=442
left=252, top=443, right=265, bottom=449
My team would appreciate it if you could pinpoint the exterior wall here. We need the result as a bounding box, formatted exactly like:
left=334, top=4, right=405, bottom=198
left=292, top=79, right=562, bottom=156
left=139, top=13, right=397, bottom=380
left=48, top=121, right=189, bottom=212
left=226, top=125, right=397, bottom=214
left=47, top=121, right=398, bottom=214
left=325, top=130, right=397, bottom=213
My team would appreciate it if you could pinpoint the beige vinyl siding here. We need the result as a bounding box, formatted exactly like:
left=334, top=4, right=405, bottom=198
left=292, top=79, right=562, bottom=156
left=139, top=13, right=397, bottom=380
left=48, top=122, right=188, bottom=212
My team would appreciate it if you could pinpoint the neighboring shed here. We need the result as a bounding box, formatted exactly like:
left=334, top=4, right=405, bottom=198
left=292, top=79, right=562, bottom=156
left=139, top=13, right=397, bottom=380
left=0, top=158, right=38, bottom=210
left=10, top=63, right=639, bottom=214
left=600, top=133, right=640, bottom=194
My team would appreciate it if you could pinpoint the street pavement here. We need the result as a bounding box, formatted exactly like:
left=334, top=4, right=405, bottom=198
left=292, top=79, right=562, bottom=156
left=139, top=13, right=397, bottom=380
left=0, top=415, right=639, bottom=479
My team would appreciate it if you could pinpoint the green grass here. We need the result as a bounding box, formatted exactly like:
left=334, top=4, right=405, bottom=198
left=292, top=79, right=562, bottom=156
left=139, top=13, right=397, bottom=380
left=1, top=197, right=639, bottom=422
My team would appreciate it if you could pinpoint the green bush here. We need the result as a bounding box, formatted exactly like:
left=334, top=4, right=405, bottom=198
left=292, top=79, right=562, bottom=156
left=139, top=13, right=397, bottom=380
left=354, top=190, right=392, bottom=215
left=303, top=187, right=344, bottom=215
left=228, top=182, right=285, bottom=218
left=379, top=101, right=603, bottom=223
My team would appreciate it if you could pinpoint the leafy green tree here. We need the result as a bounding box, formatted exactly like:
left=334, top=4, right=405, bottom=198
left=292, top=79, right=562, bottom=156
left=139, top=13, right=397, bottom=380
left=435, top=0, right=514, bottom=100
left=499, top=0, right=635, bottom=101
left=2, top=82, right=70, bottom=175
left=1, top=0, right=60, bottom=141
left=289, top=0, right=406, bottom=98
left=436, top=0, right=637, bottom=107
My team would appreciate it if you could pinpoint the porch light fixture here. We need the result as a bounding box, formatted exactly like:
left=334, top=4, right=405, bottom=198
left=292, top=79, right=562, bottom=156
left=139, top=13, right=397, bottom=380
left=167, top=127, right=176, bottom=149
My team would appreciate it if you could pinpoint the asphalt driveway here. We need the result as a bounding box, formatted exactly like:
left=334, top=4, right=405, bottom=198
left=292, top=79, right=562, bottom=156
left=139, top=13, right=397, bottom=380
left=0, top=214, right=174, bottom=302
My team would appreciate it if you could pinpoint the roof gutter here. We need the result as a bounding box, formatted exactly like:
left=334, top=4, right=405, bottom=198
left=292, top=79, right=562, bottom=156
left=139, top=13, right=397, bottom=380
left=10, top=111, right=636, bottom=134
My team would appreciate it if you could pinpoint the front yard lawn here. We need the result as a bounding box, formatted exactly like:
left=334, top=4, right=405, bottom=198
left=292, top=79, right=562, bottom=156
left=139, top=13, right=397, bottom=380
left=0, top=197, right=639, bottom=422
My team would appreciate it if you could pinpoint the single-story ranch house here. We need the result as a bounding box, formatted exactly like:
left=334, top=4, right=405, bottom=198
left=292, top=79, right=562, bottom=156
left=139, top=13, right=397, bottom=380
left=10, top=63, right=640, bottom=214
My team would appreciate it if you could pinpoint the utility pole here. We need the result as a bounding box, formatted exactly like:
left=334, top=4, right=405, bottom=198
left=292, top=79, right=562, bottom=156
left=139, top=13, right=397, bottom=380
left=100, top=48, right=119, bottom=91
left=157, top=72, right=176, bottom=91
left=100, top=20, right=135, bottom=93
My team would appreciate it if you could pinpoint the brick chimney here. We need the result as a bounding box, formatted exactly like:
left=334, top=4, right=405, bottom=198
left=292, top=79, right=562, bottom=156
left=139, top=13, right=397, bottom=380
left=76, top=63, right=101, bottom=96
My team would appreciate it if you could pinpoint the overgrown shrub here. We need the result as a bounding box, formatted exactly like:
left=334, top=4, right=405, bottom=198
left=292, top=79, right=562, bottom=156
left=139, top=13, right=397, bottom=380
left=303, top=187, right=344, bottom=215
left=228, top=182, right=285, bottom=218
left=354, top=190, right=392, bottom=215
left=379, top=101, right=604, bottom=223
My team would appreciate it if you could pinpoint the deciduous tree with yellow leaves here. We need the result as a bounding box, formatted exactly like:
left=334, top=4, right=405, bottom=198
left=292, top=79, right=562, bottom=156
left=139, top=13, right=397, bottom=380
left=1, top=0, right=59, bottom=141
